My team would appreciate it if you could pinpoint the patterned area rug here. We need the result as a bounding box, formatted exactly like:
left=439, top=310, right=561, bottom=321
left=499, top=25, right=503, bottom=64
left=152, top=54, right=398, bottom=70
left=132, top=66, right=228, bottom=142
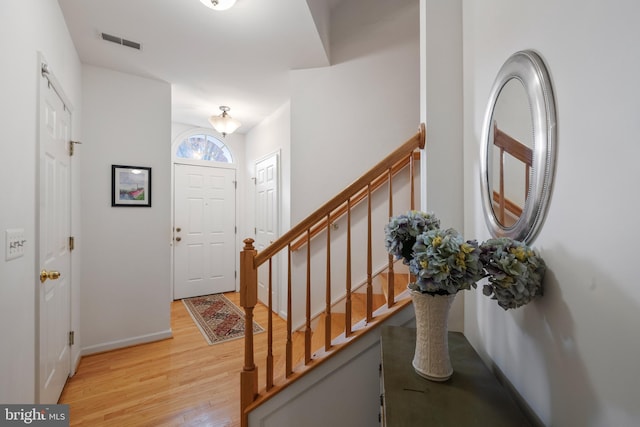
left=182, top=293, right=264, bottom=345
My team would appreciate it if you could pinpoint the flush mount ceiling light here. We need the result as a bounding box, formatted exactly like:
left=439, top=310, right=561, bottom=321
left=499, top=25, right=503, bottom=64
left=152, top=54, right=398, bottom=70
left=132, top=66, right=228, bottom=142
left=209, top=106, right=241, bottom=137
left=199, top=0, right=237, bottom=11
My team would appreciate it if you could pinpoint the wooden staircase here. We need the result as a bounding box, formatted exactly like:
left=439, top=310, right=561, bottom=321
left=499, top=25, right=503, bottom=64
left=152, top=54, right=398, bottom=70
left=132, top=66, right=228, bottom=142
left=266, top=270, right=410, bottom=394
left=284, top=271, right=409, bottom=371
left=239, top=125, right=425, bottom=427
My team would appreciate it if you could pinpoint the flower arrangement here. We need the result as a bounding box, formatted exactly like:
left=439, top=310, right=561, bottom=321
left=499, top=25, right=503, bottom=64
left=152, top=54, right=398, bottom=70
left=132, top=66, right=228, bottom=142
left=384, top=211, right=546, bottom=308
left=479, top=238, right=546, bottom=310
left=409, top=228, right=484, bottom=295
left=384, top=210, right=440, bottom=264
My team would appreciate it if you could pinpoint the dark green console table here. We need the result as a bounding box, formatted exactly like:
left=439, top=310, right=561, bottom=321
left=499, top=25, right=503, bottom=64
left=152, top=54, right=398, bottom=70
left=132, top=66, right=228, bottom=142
left=380, top=326, right=531, bottom=426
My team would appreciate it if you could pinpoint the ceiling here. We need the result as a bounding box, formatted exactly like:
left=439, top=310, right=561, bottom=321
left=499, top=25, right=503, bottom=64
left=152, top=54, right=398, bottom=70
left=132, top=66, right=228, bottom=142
left=57, top=0, right=340, bottom=133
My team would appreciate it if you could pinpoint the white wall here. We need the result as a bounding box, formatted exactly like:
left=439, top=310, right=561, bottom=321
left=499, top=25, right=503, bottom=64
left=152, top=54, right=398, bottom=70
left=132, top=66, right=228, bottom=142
left=244, top=102, right=291, bottom=314
left=305, top=0, right=331, bottom=62
left=0, top=0, right=82, bottom=403
left=80, top=66, right=172, bottom=354
left=287, top=0, right=420, bottom=326
left=244, top=102, right=292, bottom=241
left=420, top=0, right=464, bottom=331
left=463, top=1, right=640, bottom=426
left=290, top=0, right=420, bottom=222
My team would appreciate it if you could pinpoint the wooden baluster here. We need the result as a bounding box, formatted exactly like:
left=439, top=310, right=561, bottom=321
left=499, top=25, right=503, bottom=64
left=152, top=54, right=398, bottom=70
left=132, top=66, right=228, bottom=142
left=305, top=230, right=312, bottom=364
left=418, top=123, right=427, bottom=210
left=366, top=184, right=373, bottom=323
left=286, top=245, right=293, bottom=377
left=387, top=168, right=395, bottom=308
left=494, top=121, right=505, bottom=224
left=499, top=147, right=506, bottom=224
left=237, top=127, right=425, bottom=422
left=345, top=198, right=352, bottom=337
left=525, top=164, right=530, bottom=201
left=240, top=239, right=258, bottom=426
left=325, top=213, right=332, bottom=352
left=266, top=258, right=273, bottom=390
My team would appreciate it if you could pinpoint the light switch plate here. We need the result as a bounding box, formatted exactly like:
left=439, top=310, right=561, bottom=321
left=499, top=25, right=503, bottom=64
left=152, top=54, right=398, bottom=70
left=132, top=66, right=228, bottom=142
left=6, top=229, right=26, bottom=261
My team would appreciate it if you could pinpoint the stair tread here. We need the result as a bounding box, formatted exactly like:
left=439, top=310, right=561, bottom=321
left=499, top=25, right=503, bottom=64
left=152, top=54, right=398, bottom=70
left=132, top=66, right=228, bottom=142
left=272, top=292, right=385, bottom=380
left=380, top=272, right=411, bottom=301
left=270, top=277, right=407, bottom=384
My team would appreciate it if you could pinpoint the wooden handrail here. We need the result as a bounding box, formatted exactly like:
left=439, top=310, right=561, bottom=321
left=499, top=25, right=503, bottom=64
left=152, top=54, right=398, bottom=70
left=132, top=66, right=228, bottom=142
left=289, top=151, right=421, bottom=252
left=240, top=124, right=425, bottom=427
left=254, top=124, right=425, bottom=266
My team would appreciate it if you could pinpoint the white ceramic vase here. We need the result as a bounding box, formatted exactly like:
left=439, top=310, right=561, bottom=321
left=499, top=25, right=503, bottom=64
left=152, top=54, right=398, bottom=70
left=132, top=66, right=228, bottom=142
left=410, top=290, right=456, bottom=381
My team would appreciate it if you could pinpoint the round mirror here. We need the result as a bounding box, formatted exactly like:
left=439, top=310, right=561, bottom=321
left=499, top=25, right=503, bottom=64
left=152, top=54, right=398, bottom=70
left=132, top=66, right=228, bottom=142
left=488, top=78, right=534, bottom=227
left=480, top=50, right=556, bottom=244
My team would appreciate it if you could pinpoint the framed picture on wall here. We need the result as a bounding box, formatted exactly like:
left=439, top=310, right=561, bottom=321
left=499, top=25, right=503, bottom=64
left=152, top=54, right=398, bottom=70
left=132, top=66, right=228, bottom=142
left=111, top=165, right=152, bottom=207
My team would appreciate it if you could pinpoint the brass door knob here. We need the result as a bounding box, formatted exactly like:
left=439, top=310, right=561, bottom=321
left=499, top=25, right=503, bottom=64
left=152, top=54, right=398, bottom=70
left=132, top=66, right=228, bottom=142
left=176, top=227, right=182, bottom=232
left=40, top=269, right=61, bottom=283
left=175, top=237, right=182, bottom=242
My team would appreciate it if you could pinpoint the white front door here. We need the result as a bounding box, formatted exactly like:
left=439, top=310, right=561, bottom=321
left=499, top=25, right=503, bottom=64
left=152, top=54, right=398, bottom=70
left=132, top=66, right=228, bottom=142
left=38, top=66, right=72, bottom=403
left=174, top=164, right=236, bottom=299
left=255, top=153, right=279, bottom=310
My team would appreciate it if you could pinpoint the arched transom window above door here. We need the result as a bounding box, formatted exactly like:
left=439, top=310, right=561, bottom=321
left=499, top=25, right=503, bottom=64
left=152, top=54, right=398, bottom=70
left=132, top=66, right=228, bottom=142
left=175, top=133, right=233, bottom=163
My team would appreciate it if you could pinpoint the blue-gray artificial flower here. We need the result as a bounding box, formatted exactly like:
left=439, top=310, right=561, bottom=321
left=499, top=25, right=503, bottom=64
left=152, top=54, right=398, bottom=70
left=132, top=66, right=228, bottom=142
left=479, top=237, right=546, bottom=310
left=384, top=211, right=440, bottom=264
left=408, top=228, right=483, bottom=295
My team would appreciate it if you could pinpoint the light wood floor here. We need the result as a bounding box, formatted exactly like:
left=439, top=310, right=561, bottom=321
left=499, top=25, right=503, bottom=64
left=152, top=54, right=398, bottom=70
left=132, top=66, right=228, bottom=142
left=59, top=281, right=403, bottom=426
left=59, top=292, right=279, bottom=427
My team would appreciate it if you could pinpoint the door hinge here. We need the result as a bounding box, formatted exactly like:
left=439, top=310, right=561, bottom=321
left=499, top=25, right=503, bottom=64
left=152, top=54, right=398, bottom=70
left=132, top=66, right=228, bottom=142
left=235, top=271, right=237, bottom=279
left=68, top=331, right=75, bottom=346
left=69, top=140, right=82, bottom=156
left=254, top=227, right=257, bottom=235
left=233, top=180, right=237, bottom=189
left=69, top=236, right=75, bottom=251
left=235, top=226, right=237, bottom=234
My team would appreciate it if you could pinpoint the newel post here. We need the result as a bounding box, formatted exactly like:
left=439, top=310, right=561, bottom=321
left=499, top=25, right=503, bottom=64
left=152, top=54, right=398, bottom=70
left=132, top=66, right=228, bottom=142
left=240, top=238, right=258, bottom=426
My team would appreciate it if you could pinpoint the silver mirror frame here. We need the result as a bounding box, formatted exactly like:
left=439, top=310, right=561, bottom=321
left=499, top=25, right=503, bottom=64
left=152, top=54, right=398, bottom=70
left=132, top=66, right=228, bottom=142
left=480, top=50, right=557, bottom=244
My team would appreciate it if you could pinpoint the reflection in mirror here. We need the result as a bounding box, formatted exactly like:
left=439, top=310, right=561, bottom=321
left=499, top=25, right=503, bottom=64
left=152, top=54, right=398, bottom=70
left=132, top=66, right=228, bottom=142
left=480, top=50, right=556, bottom=244
left=489, top=78, right=533, bottom=226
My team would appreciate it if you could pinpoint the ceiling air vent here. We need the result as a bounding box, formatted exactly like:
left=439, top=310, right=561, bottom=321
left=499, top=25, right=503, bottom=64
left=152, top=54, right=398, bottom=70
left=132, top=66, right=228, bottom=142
left=100, top=32, right=142, bottom=50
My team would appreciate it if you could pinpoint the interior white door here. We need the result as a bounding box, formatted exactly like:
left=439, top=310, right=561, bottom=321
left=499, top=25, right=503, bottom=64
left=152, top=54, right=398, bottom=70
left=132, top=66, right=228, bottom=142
left=174, top=164, right=236, bottom=299
left=38, top=67, right=72, bottom=403
left=255, top=153, right=279, bottom=309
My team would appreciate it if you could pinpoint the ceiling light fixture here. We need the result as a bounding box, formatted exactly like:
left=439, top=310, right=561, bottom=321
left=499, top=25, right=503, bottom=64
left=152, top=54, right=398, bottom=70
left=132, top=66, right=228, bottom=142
left=209, top=106, right=241, bottom=137
left=199, top=0, right=237, bottom=11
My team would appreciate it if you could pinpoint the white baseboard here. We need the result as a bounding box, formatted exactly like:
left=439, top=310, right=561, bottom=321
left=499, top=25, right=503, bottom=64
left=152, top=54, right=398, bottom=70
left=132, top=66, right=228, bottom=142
left=71, top=350, right=82, bottom=376
left=81, top=329, right=173, bottom=356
